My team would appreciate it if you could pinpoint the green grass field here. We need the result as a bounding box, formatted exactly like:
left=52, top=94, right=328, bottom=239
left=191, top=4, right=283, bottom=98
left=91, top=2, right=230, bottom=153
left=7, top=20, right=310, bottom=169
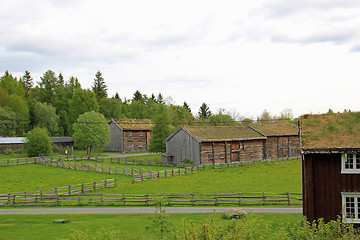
left=0, top=159, right=301, bottom=195
left=0, top=213, right=303, bottom=240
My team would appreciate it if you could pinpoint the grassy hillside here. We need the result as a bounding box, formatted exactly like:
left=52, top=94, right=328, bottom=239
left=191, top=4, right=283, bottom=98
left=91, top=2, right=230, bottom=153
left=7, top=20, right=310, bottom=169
left=0, top=159, right=301, bottom=194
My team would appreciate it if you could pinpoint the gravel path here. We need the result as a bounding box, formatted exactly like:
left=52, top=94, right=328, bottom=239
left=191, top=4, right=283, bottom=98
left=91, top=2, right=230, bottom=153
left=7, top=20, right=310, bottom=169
left=0, top=207, right=302, bottom=215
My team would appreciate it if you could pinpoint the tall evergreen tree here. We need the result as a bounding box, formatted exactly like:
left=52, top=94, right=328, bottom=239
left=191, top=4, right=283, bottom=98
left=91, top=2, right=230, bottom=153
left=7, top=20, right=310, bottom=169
left=22, top=70, right=33, bottom=97
left=198, top=102, right=212, bottom=119
left=133, top=90, right=143, bottom=102
left=92, top=71, right=107, bottom=101
left=38, top=70, right=57, bottom=103
left=183, top=101, right=191, bottom=113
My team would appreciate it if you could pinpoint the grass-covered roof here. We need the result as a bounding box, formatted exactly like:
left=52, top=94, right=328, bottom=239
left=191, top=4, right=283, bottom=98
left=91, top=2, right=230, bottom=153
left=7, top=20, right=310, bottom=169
left=113, top=119, right=154, bottom=130
left=300, top=112, right=360, bottom=149
left=184, top=126, right=265, bottom=141
left=250, top=122, right=299, bottom=136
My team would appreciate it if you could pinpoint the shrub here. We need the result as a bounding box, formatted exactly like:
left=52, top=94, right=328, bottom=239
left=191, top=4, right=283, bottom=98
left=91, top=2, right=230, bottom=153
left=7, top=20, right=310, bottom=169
left=3, top=148, right=14, bottom=155
left=25, top=127, right=52, bottom=157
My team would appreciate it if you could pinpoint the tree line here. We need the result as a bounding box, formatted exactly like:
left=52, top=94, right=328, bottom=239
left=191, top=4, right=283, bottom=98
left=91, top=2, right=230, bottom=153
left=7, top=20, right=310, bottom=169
left=0, top=70, right=296, bottom=153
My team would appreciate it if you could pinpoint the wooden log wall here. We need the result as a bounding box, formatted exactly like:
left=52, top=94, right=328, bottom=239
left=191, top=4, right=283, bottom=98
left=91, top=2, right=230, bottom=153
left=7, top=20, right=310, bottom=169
left=200, top=139, right=266, bottom=165
left=123, top=130, right=150, bottom=152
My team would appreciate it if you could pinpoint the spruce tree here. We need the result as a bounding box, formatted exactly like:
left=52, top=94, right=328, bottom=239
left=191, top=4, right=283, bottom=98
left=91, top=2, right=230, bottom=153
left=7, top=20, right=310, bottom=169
left=22, top=70, right=33, bottom=97
left=92, top=70, right=108, bottom=101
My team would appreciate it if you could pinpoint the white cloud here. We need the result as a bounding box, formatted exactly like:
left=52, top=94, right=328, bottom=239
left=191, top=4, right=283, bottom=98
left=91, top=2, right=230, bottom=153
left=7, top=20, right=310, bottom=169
left=1, top=0, right=360, bottom=118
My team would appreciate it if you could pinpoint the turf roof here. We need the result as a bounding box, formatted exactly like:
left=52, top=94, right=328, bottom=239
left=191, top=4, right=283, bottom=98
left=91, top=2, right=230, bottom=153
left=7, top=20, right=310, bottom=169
left=250, top=122, right=299, bottom=136
left=183, top=126, right=265, bottom=141
left=113, top=119, right=154, bottom=130
left=300, top=112, right=360, bottom=149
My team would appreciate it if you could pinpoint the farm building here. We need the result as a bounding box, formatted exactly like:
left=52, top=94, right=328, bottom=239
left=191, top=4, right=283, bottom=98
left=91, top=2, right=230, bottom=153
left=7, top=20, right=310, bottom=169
left=0, top=137, right=26, bottom=153
left=0, top=136, right=74, bottom=153
left=301, top=112, right=360, bottom=224
left=50, top=137, right=74, bottom=148
left=162, top=126, right=267, bottom=165
left=103, top=119, right=153, bottom=153
left=249, top=122, right=300, bottom=159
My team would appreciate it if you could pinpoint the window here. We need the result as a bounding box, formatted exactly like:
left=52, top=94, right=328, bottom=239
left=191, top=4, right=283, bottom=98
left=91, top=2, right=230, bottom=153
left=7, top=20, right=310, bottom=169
left=139, top=141, right=143, bottom=148
left=127, top=132, right=132, bottom=137
left=139, top=132, right=143, bottom=137
left=341, top=153, right=360, bottom=173
left=208, top=154, right=214, bottom=160
left=128, top=141, right=133, bottom=147
left=342, top=193, right=360, bottom=223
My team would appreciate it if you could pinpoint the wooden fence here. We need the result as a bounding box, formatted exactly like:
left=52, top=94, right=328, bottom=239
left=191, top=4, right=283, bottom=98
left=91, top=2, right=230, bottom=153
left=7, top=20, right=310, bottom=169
left=0, top=192, right=302, bottom=207
left=0, top=155, right=94, bottom=167
left=134, top=165, right=205, bottom=182
left=0, top=179, right=116, bottom=206
left=211, top=157, right=299, bottom=169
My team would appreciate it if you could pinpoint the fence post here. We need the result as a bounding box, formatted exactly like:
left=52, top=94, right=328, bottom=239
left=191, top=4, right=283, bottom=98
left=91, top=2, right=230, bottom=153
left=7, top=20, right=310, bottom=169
left=35, top=194, right=38, bottom=205
left=40, top=189, right=43, bottom=200
left=93, top=181, right=96, bottom=190
left=172, top=169, right=174, bottom=176
left=145, top=194, right=148, bottom=206
left=81, top=183, right=84, bottom=193
left=12, top=195, right=15, bottom=206
left=114, top=178, right=117, bottom=187
left=68, top=185, right=71, bottom=195
left=104, top=179, right=107, bottom=188
left=141, top=172, right=144, bottom=181
left=118, top=158, right=120, bottom=164
left=168, top=194, right=171, bottom=206
left=7, top=159, right=9, bottom=165
left=185, top=167, right=187, bottom=174
left=111, top=157, right=113, bottom=163
left=191, top=193, right=194, bottom=206
left=287, top=192, right=291, bottom=205
left=56, top=193, right=59, bottom=206
left=17, top=158, right=19, bottom=165
left=78, top=193, right=81, bottom=205
left=7, top=193, right=10, bottom=205
left=239, top=193, right=241, bottom=205
left=215, top=193, right=218, bottom=205
left=123, top=194, right=126, bottom=205
left=164, top=170, right=167, bottom=178
left=100, top=193, right=103, bottom=205
left=262, top=192, right=266, bottom=205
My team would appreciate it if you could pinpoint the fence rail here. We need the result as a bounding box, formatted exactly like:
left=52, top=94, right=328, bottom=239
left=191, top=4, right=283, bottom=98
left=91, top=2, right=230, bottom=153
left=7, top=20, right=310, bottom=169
left=134, top=165, right=205, bottom=182
left=0, top=178, right=116, bottom=206
left=0, top=192, right=302, bottom=207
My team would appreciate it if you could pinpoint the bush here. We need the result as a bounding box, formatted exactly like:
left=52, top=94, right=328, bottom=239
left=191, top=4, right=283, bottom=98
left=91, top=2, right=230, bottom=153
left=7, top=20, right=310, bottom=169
left=3, top=148, right=15, bottom=155
left=25, top=127, right=52, bottom=157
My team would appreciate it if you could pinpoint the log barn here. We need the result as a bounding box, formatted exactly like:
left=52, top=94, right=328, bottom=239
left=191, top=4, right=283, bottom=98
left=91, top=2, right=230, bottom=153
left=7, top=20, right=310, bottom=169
left=162, top=126, right=267, bottom=165
left=249, top=122, right=300, bottom=159
left=103, top=119, right=153, bottom=153
left=301, top=112, right=360, bottom=224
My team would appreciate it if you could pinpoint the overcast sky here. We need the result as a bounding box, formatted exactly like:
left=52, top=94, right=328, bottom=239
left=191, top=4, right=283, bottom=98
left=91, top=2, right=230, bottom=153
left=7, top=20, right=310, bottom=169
left=1, top=0, right=360, bottom=119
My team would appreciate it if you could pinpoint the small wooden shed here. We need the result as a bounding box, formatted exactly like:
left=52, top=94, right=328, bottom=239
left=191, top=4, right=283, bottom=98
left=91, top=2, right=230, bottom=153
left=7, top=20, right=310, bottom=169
left=301, top=112, right=360, bottom=224
left=249, top=122, right=300, bottom=159
left=162, top=126, right=266, bottom=165
left=0, top=137, right=26, bottom=153
left=103, top=119, right=153, bottom=153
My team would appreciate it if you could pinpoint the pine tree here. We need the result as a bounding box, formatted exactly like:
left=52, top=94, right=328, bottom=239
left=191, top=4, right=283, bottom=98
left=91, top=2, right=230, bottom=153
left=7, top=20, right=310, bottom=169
left=133, top=90, right=143, bottom=102
left=198, top=102, right=212, bottom=119
left=92, top=70, right=108, bottom=101
left=22, top=70, right=33, bottom=97
left=183, top=101, right=191, bottom=113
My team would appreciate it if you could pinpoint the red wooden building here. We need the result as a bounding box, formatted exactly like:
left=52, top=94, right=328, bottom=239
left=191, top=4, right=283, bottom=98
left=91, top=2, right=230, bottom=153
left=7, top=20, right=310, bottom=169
left=249, top=122, right=300, bottom=159
left=301, top=112, right=360, bottom=223
left=103, top=119, right=153, bottom=152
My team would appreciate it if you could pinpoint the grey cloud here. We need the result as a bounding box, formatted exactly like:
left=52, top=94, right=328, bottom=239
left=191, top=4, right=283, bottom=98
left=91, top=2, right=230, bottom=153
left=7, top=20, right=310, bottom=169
left=254, top=0, right=360, bottom=19
left=350, top=45, right=360, bottom=52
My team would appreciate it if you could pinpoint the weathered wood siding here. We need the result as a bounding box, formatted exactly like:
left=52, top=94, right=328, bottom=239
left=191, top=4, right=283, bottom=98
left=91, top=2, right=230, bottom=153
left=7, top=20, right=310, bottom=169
left=303, top=153, right=360, bottom=223
left=165, top=128, right=200, bottom=164
left=265, top=136, right=300, bottom=159
left=103, top=122, right=123, bottom=152
left=200, top=139, right=266, bottom=165
left=123, top=130, right=151, bottom=152
left=0, top=143, right=23, bottom=153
